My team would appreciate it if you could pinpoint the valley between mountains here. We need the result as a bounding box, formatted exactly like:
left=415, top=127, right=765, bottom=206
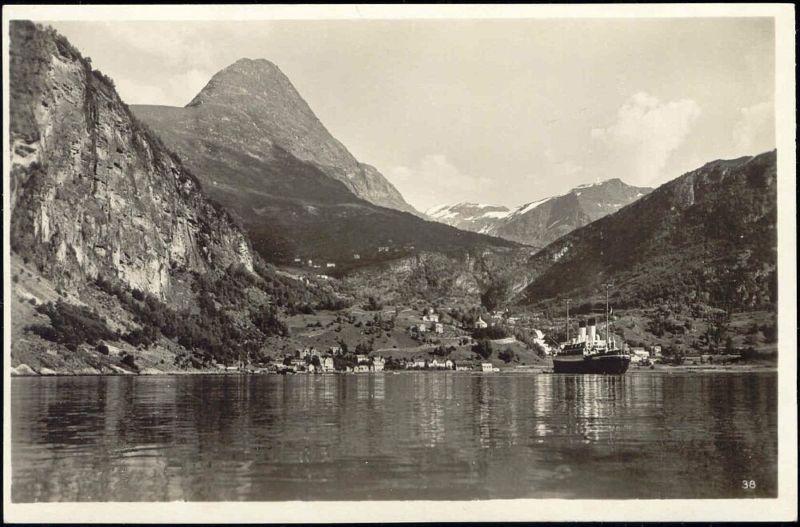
left=9, top=21, right=778, bottom=376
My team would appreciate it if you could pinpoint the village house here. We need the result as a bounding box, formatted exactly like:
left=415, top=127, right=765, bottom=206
left=445, top=359, right=454, bottom=369
left=434, top=322, right=444, bottom=334
left=321, top=356, right=335, bottom=372
left=378, top=246, right=390, bottom=253
left=356, top=354, right=370, bottom=364
left=411, top=358, right=427, bottom=369
left=326, top=262, right=336, bottom=268
left=481, top=363, right=495, bottom=372
left=354, top=364, right=370, bottom=373
left=328, top=346, right=342, bottom=356
left=353, top=253, right=360, bottom=260
left=293, top=257, right=302, bottom=264
left=422, top=308, right=439, bottom=323
left=455, top=361, right=473, bottom=371
left=409, top=323, right=428, bottom=336
left=474, top=317, right=488, bottom=329
left=372, top=356, right=385, bottom=372
left=630, top=348, right=650, bottom=365
left=290, top=358, right=306, bottom=372
left=429, top=359, right=444, bottom=369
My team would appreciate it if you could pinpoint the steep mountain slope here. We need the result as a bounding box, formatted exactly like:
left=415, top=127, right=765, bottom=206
left=427, top=179, right=651, bottom=248
left=519, top=151, right=777, bottom=311
left=131, top=61, right=517, bottom=265
left=9, top=21, right=253, bottom=301
left=135, top=58, right=415, bottom=214
left=9, top=22, right=347, bottom=373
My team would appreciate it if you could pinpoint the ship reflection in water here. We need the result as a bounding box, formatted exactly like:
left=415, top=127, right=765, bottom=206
left=11, top=372, right=776, bottom=502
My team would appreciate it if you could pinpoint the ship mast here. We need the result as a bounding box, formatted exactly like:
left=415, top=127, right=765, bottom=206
left=605, top=283, right=611, bottom=347
left=566, top=299, right=571, bottom=342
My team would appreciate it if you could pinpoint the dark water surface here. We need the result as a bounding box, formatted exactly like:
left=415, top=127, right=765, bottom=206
left=11, top=371, right=777, bottom=501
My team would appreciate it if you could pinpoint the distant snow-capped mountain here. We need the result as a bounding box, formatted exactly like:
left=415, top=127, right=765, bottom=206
left=426, top=179, right=652, bottom=249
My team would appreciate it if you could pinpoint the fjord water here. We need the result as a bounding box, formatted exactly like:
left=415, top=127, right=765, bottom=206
left=11, top=372, right=776, bottom=502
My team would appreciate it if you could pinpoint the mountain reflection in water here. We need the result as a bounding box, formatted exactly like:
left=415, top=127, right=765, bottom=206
left=11, top=372, right=776, bottom=502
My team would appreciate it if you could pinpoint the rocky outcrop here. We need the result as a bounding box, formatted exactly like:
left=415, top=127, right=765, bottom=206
left=9, top=21, right=254, bottom=301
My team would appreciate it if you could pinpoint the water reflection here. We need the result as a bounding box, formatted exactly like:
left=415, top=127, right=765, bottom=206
left=11, top=372, right=777, bottom=501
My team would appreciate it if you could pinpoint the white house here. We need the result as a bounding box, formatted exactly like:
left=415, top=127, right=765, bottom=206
left=455, top=361, right=473, bottom=371
left=326, top=262, right=336, bottom=268
left=434, top=323, right=444, bottom=334
left=354, top=364, right=370, bottom=373
left=372, top=356, right=385, bottom=372
left=356, top=354, right=369, bottom=364
left=481, top=363, right=494, bottom=372
left=474, top=317, right=488, bottom=329
left=445, top=359, right=454, bottom=369
left=630, top=348, right=650, bottom=364
left=422, top=309, right=439, bottom=323
left=321, top=356, right=335, bottom=372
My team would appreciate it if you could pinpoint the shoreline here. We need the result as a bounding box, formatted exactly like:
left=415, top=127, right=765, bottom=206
left=10, top=363, right=778, bottom=378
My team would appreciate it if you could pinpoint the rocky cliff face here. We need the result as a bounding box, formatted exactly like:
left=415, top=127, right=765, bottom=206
left=143, top=58, right=416, bottom=214
left=9, top=21, right=254, bottom=301
left=427, top=179, right=651, bottom=249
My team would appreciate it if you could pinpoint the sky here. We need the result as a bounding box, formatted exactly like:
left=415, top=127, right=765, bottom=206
left=49, top=18, right=775, bottom=212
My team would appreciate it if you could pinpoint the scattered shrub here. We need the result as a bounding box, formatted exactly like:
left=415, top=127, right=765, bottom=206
left=498, top=348, right=516, bottom=363
left=472, top=339, right=493, bottom=360
left=28, top=300, right=117, bottom=349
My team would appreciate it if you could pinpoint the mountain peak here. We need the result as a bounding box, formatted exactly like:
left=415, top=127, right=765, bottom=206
left=186, top=57, right=296, bottom=108
left=142, top=57, right=418, bottom=214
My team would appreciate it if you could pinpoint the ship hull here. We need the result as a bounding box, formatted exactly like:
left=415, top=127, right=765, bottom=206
left=552, top=353, right=631, bottom=374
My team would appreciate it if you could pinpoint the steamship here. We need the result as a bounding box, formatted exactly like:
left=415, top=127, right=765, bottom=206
left=553, top=317, right=630, bottom=374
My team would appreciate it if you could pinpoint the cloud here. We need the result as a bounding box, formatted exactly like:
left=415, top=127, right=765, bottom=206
left=114, top=68, right=212, bottom=106
left=387, top=154, right=492, bottom=211
left=590, top=92, right=701, bottom=186
left=732, top=101, right=774, bottom=155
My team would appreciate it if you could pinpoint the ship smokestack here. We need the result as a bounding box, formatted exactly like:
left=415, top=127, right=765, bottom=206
left=588, top=317, right=596, bottom=342
left=578, top=320, right=587, bottom=342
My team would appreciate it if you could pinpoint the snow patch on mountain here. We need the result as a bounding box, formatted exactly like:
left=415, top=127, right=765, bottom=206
left=511, top=197, right=552, bottom=216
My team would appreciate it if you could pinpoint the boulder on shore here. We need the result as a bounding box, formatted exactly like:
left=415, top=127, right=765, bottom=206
left=11, top=364, right=37, bottom=376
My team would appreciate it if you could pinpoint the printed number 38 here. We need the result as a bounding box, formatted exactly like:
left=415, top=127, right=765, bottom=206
left=742, top=480, right=757, bottom=490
